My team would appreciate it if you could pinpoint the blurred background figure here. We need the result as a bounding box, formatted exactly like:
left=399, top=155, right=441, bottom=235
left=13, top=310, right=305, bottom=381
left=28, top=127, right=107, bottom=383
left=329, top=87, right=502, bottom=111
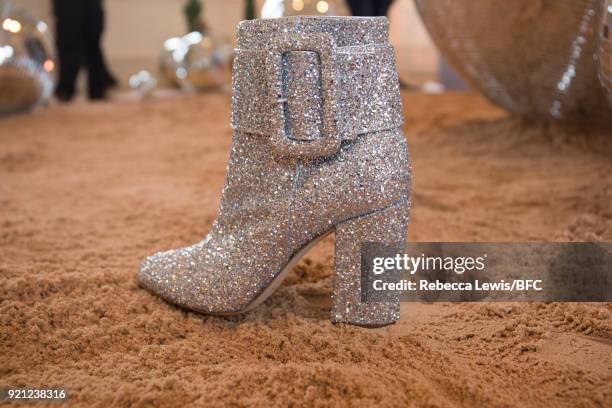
left=52, top=0, right=116, bottom=101
left=345, top=0, right=394, bottom=16
left=15, top=0, right=440, bottom=93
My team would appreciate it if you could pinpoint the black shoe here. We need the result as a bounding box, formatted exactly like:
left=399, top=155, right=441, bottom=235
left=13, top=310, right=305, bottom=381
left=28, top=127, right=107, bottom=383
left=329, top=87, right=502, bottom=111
left=89, top=90, right=107, bottom=100
left=55, top=88, right=74, bottom=102
left=103, top=74, right=118, bottom=89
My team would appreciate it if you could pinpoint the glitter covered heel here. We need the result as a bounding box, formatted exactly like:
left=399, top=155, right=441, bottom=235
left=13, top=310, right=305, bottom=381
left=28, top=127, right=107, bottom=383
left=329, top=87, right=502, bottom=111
left=332, top=200, right=408, bottom=327
left=138, top=16, right=410, bottom=326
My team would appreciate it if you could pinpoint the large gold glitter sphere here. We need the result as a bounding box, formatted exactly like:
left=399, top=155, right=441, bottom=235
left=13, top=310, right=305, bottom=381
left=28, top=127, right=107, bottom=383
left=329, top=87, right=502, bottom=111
left=599, top=0, right=611, bottom=106
left=415, top=0, right=611, bottom=124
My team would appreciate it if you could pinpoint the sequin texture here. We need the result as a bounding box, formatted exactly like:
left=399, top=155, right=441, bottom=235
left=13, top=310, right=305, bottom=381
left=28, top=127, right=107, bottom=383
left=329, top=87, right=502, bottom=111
left=138, top=16, right=411, bottom=326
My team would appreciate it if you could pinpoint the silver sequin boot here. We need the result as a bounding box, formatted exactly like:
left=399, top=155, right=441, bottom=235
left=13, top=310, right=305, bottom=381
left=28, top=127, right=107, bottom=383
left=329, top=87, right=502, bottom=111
left=138, top=16, right=411, bottom=326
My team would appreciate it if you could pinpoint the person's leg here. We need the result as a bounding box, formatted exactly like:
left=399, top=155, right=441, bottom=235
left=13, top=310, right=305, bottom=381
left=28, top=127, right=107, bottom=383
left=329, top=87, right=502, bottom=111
left=99, top=1, right=118, bottom=88
left=100, top=53, right=118, bottom=89
left=373, top=0, right=395, bottom=16
left=345, top=0, right=374, bottom=17
left=83, top=0, right=107, bottom=99
left=52, top=0, right=83, bottom=101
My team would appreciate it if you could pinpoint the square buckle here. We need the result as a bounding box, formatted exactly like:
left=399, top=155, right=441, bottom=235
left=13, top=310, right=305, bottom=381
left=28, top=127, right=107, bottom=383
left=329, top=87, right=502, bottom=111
left=266, top=32, right=340, bottom=158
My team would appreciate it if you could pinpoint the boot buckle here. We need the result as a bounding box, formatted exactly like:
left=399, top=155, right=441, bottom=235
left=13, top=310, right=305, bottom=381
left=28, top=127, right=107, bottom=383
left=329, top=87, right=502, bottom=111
left=267, top=33, right=340, bottom=158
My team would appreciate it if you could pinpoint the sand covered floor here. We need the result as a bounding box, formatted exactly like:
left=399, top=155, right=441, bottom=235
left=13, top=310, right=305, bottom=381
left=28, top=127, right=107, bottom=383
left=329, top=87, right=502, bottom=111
left=1, top=92, right=611, bottom=407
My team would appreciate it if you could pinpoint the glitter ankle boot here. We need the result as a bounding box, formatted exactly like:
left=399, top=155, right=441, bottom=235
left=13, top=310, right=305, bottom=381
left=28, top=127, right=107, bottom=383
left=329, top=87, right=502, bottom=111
left=138, top=16, right=411, bottom=326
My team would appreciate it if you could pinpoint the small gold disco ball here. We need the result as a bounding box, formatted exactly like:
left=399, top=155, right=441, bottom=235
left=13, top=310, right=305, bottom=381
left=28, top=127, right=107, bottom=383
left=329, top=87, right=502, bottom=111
left=160, top=31, right=231, bottom=92
left=0, top=1, right=55, bottom=115
left=415, top=0, right=611, bottom=124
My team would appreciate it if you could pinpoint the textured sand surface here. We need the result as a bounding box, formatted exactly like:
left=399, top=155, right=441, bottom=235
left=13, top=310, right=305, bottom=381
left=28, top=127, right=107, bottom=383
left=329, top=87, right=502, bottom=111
left=1, top=92, right=611, bottom=407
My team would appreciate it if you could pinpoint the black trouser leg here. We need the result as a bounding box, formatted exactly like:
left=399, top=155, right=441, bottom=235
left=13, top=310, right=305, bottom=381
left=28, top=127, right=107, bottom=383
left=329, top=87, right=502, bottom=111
left=98, top=5, right=117, bottom=88
left=84, top=0, right=106, bottom=99
left=345, top=0, right=374, bottom=16
left=53, top=1, right=83, bottom=100
left=373, top=0, right=394, bottom=16
left=346, top=0, right=394, bottom=16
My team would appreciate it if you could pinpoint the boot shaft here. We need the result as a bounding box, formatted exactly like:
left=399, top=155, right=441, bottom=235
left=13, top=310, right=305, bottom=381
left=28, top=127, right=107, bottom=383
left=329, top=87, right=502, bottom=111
left=222, top=16, right=410, bottom=245
left=236, top=16, right=390, bottom=49
left=231, top=16, right=403, bottom=158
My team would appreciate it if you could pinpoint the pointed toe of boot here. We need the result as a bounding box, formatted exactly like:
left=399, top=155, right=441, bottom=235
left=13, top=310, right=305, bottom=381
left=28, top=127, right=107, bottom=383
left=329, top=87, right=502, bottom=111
left=137, top=244, right=226, bottom=313
left=137, top=249, right=189, bottom=306
left=138, top=251, right=169, bottom=295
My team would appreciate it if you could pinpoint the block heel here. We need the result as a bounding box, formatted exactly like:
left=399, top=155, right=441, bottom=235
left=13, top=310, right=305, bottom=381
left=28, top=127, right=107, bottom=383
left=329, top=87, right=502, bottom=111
left=331, top=200, right=409, bottom=326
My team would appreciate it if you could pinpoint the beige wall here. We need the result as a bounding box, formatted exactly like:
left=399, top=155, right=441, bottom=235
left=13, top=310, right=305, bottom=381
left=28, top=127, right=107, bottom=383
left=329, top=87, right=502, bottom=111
left=389, top=0, right=438, bottom=81
left=15, top=0, right=438, bottom=84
